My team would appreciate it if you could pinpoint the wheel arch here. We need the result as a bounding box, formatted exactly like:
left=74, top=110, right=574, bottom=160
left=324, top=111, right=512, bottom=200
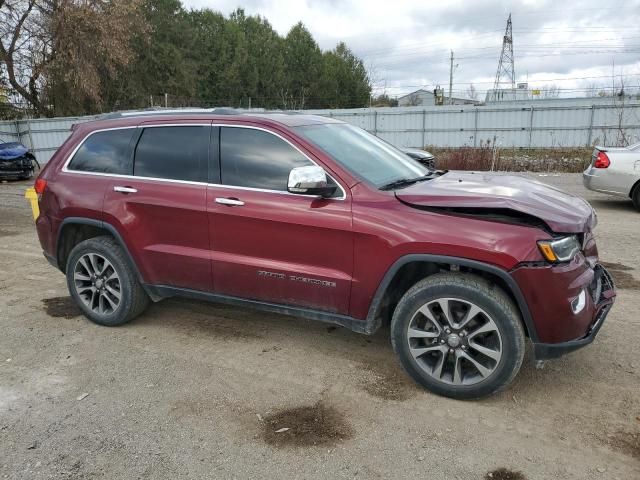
left=56, top=218, right=144, bottom=285
left=629, top=178, right=640, bottom=199
left=364, top=254, right=538, bottom=342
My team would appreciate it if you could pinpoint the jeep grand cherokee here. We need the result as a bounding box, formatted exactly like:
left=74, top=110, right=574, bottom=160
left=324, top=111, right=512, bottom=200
left=31, top=111, right=616, bottom=399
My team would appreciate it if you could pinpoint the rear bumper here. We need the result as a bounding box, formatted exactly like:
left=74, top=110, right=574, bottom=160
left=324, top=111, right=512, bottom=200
left=582, top=168, right=627, bottom=197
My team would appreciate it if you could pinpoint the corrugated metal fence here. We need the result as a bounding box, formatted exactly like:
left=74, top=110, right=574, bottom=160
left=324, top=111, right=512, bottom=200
left=1, top=100, right=639, bottom=164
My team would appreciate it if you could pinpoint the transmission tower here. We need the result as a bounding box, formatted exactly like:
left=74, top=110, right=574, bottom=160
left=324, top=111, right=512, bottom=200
left=493, top=13, right=515, bottom=90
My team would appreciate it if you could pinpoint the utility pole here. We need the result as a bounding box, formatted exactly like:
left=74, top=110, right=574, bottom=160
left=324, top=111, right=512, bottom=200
left=449, top=50, right=454, bottom=105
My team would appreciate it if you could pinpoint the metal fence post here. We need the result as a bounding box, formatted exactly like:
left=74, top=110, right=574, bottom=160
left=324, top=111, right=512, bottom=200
left=528, top=106, right=534, bottom=148
left=473, top=108, right=479, bottom=147
left=27, top=119, right=35, bottom=152
left=373, top=110, right=378, bottom=136
left=422, top=109, right=426, bottom=148
left=587, top=105, right=595, bottom=147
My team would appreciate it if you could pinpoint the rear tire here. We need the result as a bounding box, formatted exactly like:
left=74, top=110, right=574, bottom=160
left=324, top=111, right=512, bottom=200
left=66, top=236, right=149, bottom=326
left=391, top=273, right=525, bottom=399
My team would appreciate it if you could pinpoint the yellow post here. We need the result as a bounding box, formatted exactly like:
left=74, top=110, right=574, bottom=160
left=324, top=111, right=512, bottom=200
left=25, top=187, right=40, bottom=220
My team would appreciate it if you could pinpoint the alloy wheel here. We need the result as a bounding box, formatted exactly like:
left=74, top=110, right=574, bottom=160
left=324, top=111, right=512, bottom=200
left=406, top=298, right=503, bottom=386
left=73, top=253, right=122, bottom=315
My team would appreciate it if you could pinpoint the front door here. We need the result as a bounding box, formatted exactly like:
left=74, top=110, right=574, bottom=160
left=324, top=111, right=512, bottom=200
left=207, top=126, right=353, bottom=314
left=103, top=123, right=212, bottom=292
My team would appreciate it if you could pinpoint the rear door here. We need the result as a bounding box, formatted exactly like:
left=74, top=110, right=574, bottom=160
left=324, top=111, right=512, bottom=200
left=103, top=123, right=213, bottom=292
left=207, top=125, right=353, bottom=314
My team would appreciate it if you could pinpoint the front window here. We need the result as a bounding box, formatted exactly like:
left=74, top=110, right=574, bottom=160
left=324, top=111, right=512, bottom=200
left=294, top=123, right=429, bottom=188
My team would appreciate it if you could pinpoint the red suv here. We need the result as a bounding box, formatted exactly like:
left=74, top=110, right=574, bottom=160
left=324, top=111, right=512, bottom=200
left=33, top=111, right=616, bottom=399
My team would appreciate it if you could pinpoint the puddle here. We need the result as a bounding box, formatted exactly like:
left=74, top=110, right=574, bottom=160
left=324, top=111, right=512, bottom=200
left=600, top=261, right=633, bottom=271
left=485, top=468, right=527, bottom=480
left=261, top=402, right=353, bottom=447
left=42, top=297, right=81, bottom=319
left=601, top=262, right=640, bottom=290
left=605, top=431, right=640, bottom=459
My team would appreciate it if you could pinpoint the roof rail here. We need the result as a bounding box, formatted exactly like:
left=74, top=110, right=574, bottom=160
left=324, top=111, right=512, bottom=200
left=96, top=107, right=241, bottom=120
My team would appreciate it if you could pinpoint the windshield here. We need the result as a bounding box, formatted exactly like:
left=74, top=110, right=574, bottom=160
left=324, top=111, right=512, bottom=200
left=294, top=123, right=430, bottom=188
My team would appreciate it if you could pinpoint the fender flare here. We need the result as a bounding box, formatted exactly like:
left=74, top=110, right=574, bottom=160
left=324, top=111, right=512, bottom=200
left=363, top=254, right=538, bottom=342
left=56, top=217, right=146, bottom=286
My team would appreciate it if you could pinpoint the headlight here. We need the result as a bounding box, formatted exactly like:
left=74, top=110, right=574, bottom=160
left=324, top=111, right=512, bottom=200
left=537, top=235, right=581, bottom=263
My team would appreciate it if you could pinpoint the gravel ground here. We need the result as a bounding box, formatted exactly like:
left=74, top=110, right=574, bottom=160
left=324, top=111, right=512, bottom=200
left=0, top=173, right=638, bottom=480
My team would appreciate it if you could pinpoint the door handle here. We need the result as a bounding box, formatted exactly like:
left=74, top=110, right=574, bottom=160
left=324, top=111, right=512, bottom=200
left=113, top=186, right=137, bottom=194
left=215, top=197, right=245, bottom=206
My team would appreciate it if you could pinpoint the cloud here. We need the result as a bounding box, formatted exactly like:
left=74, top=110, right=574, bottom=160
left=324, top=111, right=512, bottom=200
left=182, top=0, right=640, bottom=98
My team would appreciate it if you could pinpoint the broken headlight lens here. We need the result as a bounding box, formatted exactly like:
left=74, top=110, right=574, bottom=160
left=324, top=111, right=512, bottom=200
left=537, top=235, right=581, bottom=263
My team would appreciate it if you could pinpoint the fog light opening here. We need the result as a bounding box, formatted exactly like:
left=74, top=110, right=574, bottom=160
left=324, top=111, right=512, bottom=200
left=571, top=289, right=587, bottom=314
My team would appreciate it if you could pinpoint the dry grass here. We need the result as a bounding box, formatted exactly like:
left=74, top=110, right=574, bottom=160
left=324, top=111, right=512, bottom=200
left=425, top=143, right=592, bottom=173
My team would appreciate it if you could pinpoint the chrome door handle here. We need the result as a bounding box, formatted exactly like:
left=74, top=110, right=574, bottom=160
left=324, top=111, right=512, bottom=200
left=215, top=197, right=245, bottom=206
left=113, top=186, right=137, bottom=194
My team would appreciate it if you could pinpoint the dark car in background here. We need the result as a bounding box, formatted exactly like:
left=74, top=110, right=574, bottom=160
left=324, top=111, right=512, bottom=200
left=0, top=140, right=38, bottom=180
left=401, top=147, right=436, bottom=169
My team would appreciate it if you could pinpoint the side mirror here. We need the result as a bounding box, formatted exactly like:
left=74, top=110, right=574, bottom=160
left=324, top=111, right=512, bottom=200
left=287, top=165, right=337, bottom=198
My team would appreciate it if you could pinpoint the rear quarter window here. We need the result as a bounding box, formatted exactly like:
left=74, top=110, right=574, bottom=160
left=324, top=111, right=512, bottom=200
left=67, top=129, right=135, bottom=174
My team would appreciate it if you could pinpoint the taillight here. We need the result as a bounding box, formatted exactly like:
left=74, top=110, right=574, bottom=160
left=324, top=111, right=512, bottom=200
left=34, top=178, right=47, bottom=196
left=594, top=151, right=610, bottom=168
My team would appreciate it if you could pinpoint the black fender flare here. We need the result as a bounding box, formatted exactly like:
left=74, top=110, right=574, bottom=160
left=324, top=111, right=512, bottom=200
left=363, top=254, right=538, bottom=342
left=56, top=217, right=147, bottom=287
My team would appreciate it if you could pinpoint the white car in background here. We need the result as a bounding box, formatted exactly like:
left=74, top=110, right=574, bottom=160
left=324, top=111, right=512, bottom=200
left=583, top=142, right=640, bottom=211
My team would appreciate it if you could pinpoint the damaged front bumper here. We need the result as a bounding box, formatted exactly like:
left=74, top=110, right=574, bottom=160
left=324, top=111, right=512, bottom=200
left=0, top=156, right=35, bottom=179
left=512, top=261, right=616, bottom=360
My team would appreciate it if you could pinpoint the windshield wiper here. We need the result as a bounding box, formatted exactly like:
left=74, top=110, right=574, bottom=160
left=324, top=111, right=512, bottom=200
left=379, top=174, right=435, bottom=191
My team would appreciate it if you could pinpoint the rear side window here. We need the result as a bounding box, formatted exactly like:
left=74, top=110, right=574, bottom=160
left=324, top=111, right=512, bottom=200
left=134, top=126, right=209, bottom=182
left=220, top=127, right=313, bottom=191
left=68, top=129, right=134, bottom=174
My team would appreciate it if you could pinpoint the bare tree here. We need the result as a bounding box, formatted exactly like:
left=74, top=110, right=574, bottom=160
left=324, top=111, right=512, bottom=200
left=540, top=84, right=560, bottom=98
left=466, top=83, right=478, bottom=100
left=0, top=0, right=146, bottom=116
left=406, top=92, right=421, bottom=106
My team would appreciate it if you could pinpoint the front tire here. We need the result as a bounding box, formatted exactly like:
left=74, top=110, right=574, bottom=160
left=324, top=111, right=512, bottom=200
left=66, top=236, right=149, bottom=326
left=391, top=273, right=525, bottom=399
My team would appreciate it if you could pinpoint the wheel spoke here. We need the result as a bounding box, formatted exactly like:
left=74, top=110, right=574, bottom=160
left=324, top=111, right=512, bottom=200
left=460, top=351, right=493, bottom=378
left=468, top=341, right=501, bottom=361
left=410, top=344, right=447, bottom=359
left=105, top=284, right=121, bottom=300
left=417, top=305, right=443, bottom=333
left=453, top=352, right=463, bottom=384
left=407, top=327, right=439, bottom=339
left=435, top=299, right=452, bottom=327
left=431, top=351, right=446, bottom=379
left=467, top=321, right=497, bottom=339
left=74, top=272, right=91, bottom=281
left=79, top=257, right=93, bottom=276
left=89, top=254, right=101, bottom=276
left=102, top=291, right=118, bottom=310
left=457, top=304, right=482, bottom=329
left=77, top=285, right=95, bottom=294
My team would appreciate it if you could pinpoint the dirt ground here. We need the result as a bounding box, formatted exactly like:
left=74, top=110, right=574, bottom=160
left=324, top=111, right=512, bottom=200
left=0, top=173, right=638, bottom=479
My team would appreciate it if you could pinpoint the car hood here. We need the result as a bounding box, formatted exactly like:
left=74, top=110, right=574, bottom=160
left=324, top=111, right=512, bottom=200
left=0, top=142, right=29, bottom=161
left=395, top=172, right=596, bottom=233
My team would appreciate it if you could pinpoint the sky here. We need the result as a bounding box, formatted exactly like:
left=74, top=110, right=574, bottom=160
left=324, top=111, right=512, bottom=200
left=183, top=0, right=640, bottom=100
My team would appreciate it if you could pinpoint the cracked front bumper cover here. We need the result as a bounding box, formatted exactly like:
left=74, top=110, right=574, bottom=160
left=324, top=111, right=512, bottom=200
left=533, top=264, right=616, bottom=360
